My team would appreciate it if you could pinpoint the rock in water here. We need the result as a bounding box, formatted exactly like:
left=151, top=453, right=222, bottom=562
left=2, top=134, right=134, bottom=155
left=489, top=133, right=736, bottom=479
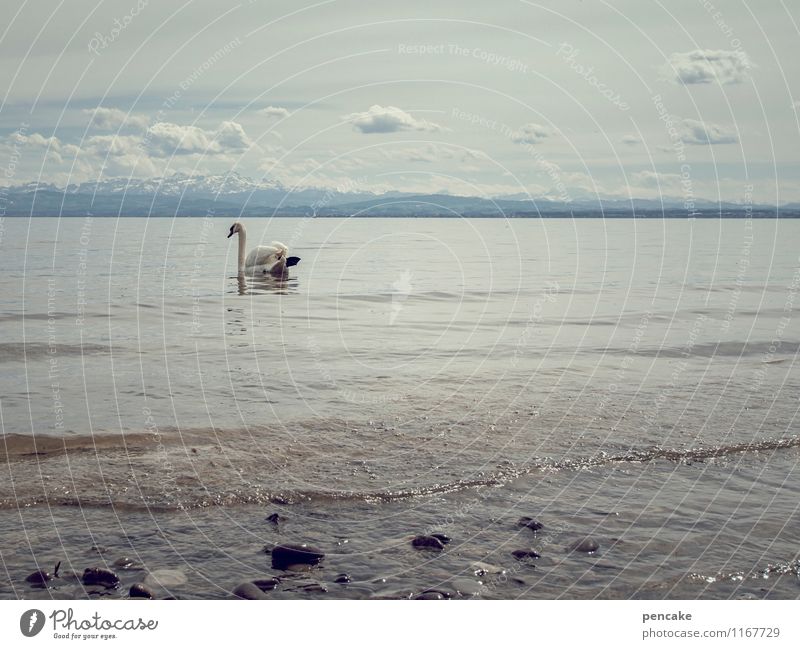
left=252, top=578, right=280, bottom=591
left=144, top=569, right=188, bottom=588
left=451, top=578, right=484, bottom=597
left=270, top=544, right=325, bottom=570
left=512, top=549, right=541, bottom=561
left=26, top=561, right=61, bottom=586
left=430, top=533, right=451, bottom=545
left=517, top=517, right=544, bottom=531
left=569, top=538, right=600, bottom=554
left=266, top=513, right=282, bottom=524
left=334, top=573, right=352, bottom=584
left=233, top=582, right=269, bottom=600
left=411, top=536, right=445, bottom=551
left=471, top=562, right=506, bottom=577
left=129, top=583, right=154, bottom=599
left=82, top=567, right=120, bottom=589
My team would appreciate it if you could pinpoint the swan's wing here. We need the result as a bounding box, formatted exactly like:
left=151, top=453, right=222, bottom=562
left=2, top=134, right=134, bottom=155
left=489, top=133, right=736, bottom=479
left=245, top=245, right=284, bottom=268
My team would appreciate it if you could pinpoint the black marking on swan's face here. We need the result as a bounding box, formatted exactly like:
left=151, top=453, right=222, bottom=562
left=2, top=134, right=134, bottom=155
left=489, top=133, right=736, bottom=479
left=227, top=224, right=236, bottom=238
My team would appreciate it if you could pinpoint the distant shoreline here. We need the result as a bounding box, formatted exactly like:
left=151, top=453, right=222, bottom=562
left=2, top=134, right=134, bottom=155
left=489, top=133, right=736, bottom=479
left=7, top=211, right=799, bottom=218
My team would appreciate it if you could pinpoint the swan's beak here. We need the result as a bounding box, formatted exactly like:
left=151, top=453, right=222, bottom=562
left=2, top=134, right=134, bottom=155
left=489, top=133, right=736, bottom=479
left=227, top=230, right=234, bottom=238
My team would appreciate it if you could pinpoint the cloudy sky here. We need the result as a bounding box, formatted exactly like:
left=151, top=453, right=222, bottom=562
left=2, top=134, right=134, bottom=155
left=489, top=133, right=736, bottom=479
left=1, top=0, right=798, bottom=204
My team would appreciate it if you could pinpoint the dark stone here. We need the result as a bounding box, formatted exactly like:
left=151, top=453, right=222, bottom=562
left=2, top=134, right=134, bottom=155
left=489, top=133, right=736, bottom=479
left=512, top=549, right=541, bottom=561
left=252, top=578, right=280, bottom=591
left=334, top=573, right=351, bottom=584
left=90, top=545, right=109, bottom=555
left=82, top=567, right=120, bottom=589
left=411, top=535, right=445, bottom=551
left=25, top=570, right=54, bottom=586
left=430, top=533, right=451, bottom=545
left=266, top=513, right=282, bottom=524
left=517, top=516, right=544, bottom=531
left=270, top=544, right=325, bottom=570
left=415, top=589, right=451, bottom=600
left=129, top=583, right=154, bottom=599
left=25, top=561, right=60, bottom=586
left=233, top=582, right=269, bottom=600
left=113, top=557, right=141, bottom=570
left=569, top=538, right=600, bottom=554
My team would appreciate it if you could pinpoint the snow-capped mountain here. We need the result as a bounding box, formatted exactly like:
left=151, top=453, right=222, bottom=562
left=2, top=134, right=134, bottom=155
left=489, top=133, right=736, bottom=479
left=1, top=173, right=790, bottom=217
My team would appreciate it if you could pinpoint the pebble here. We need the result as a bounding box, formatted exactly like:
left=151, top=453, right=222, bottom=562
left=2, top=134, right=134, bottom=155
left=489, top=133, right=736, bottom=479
left=334, top=573, right=352, bottom=584
left=430, top=533, right=451, bottom=545
left=415, top=588, right=452, bottom=599
left=517, top=516, right=544, bottom=531
left=471, top=562, right=506, bottom=577
left=129, top=583, right=154, bottom=599
left=451, top=578, right=484, bottom=597
left=411, top=536, right=445, bottom=551
left=113, top=557, right=142, bottom=570
left=512, top=549, right=541, bottom=561
left=82, top=567, right=120, bottom=589
left=25, top=561, right=61, bottom=586
left=144, top=569, right=188, bottom=588
left=569, top=538, right=600, bottom=554
left=270, top=544, right=325, bottom=570
left=266, top=513, right=282, bottom=524
left=252, top=577, right=280, bottom=591
left=233, top=582, right=269, bottom=600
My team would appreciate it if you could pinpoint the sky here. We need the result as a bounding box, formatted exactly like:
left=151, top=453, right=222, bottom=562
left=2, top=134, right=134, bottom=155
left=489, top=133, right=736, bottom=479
left=1, top=0, right=798, bottom=204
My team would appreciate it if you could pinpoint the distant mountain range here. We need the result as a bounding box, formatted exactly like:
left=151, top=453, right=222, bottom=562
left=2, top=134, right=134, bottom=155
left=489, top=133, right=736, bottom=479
left=1, top=172, right=795, bottom=217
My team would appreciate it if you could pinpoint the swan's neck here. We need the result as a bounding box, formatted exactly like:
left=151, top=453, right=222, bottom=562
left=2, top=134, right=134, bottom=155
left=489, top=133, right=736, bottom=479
left=237, top=226, right=246, bottom=274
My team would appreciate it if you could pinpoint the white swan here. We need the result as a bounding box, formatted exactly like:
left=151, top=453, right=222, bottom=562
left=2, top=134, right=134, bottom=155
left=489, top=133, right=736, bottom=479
left=227, top=221, right=300, bottom=277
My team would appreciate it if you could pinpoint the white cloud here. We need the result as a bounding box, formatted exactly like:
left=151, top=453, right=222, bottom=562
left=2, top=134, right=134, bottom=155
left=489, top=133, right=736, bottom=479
left=511, top=123, right=551, bottom=144
left=344, top=105, right=442, bottom=133
left=665, top=49, right=752, bottom=85
left=145, top=120, right=251, bottom=156
left=680, top=119, right=738, bottom=145
left=84, top=107, right=149, bottom=132
left=621, top=134, right=641, bottom=146
left=259, top=106, right=290, bottom=119
left=631, top=170, right=682, bottom=188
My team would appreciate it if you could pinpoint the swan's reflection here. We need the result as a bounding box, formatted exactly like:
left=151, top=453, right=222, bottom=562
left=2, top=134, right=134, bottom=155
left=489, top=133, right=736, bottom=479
left=234, top=272, right=299, bottom=295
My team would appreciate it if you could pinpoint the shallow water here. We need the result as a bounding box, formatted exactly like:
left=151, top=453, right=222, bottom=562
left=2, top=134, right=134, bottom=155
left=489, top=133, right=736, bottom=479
left=0, top=217, right=798, bottom=599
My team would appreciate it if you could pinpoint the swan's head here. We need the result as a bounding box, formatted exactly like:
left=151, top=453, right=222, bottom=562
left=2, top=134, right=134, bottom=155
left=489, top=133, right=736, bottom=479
left=227, top=221, right=243, bottom=238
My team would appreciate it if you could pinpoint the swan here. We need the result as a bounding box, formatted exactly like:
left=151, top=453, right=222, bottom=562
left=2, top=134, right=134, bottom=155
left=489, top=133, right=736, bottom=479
left=227, top=221, right=300, bottom=277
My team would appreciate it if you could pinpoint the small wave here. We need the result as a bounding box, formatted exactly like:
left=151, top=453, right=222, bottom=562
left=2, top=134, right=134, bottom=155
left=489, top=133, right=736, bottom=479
left=0, top=342, right=112, bottom=363
left=1, top=433, right=796, bottom=511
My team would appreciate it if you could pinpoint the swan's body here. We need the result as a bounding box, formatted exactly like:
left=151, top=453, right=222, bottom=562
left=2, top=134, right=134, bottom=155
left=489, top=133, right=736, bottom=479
left=228, top=221, right=300, bottom=277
